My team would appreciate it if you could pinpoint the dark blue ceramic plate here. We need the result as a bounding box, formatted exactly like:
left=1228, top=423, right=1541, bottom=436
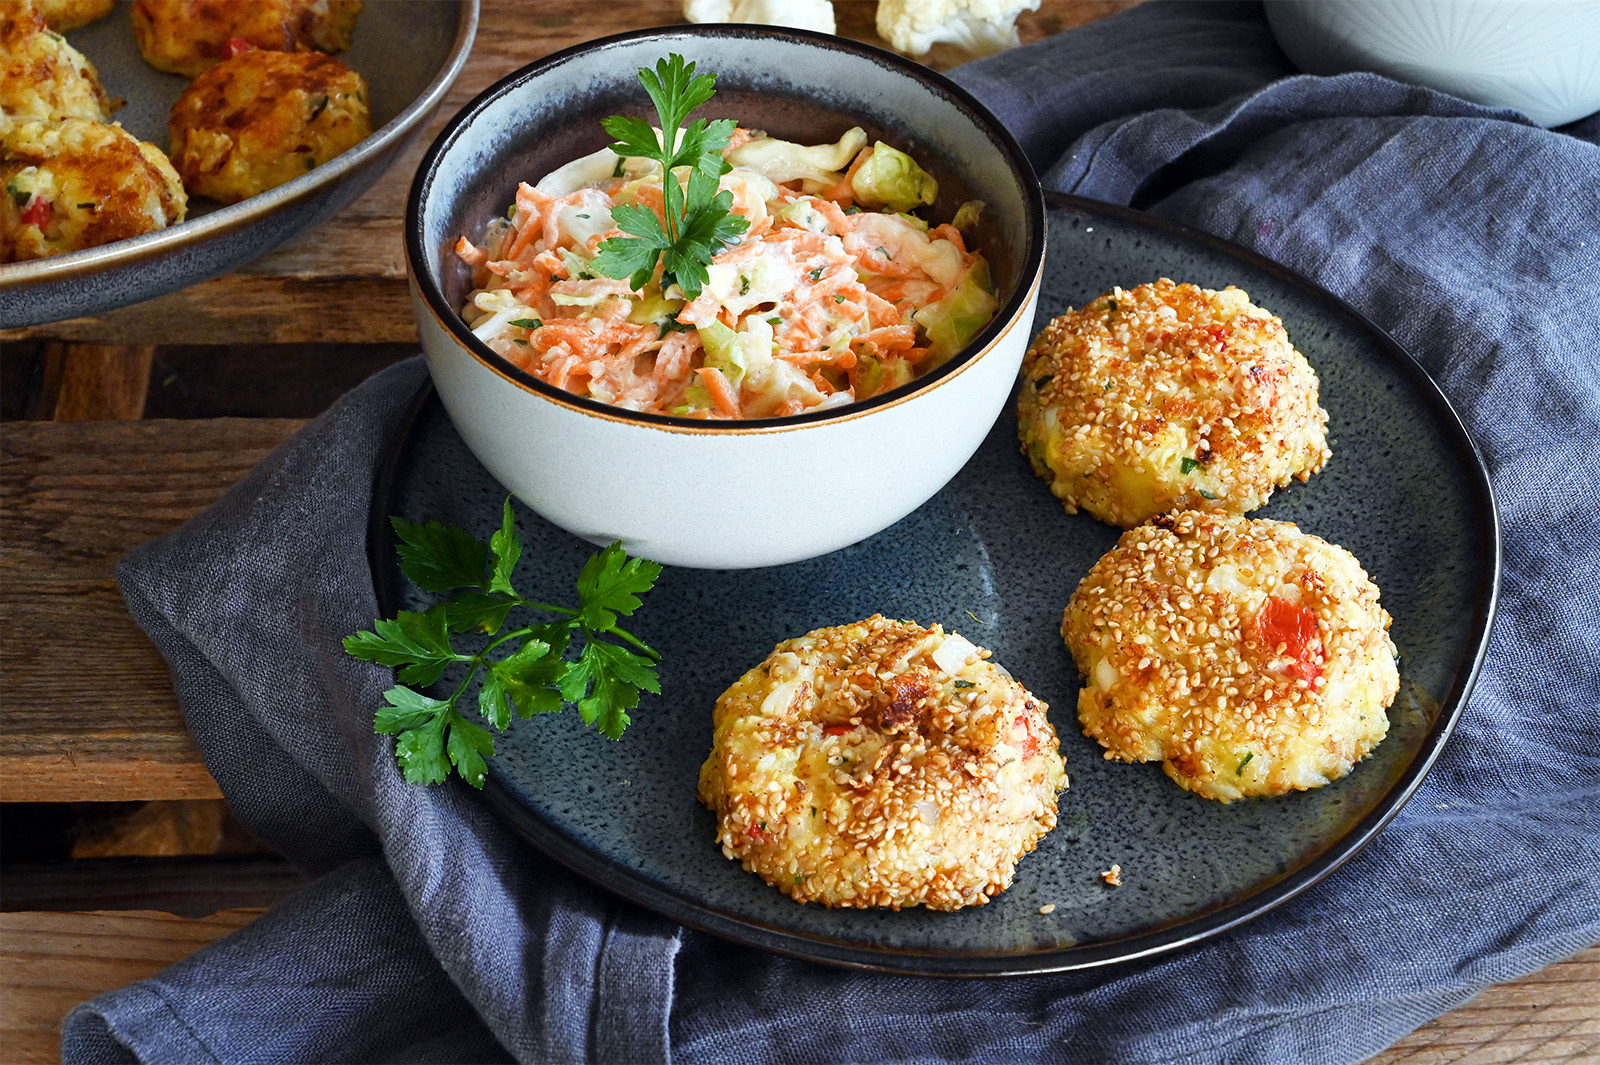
left=372, top=194, right=1498, bottom=976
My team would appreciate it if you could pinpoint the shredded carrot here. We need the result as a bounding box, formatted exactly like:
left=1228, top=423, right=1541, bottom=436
left=456, top=125, right=992, bottom=419
left=812, top=198, right=855, bottom=235
left=455, top=237, right=488, bottom=268
left=697, top=367, right=742, bottom=418
left=929, top=224, right=966, bottom=253
left=857, top=325, right=916, bottom=350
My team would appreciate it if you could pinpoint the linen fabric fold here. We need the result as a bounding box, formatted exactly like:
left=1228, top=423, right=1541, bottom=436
left=65, top=2, right=1599, bottom=1063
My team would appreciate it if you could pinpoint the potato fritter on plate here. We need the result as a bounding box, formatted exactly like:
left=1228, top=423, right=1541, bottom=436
left=1063, top=511, right=1399, bottom=802
left=167, top=48, right=370, bottom=204
left=698, top=615, right=1066, bottom=910
left=1018, top=279, right=1331, bottom=528
left=2, top=116, right=185, bottom=262
left=30, top=0, right=114, bottom=32
left=131, top=0, right=362, bottom=77
left=0, top=0, right=115, bottom=122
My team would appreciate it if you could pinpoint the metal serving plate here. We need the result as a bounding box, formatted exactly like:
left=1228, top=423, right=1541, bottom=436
left=0, top=0, right=477, bottom=328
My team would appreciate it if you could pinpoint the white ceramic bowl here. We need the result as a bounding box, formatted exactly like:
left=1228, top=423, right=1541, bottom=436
left=407, top=27, right=1045, bottom=569
left=1264, top=0, right=1600, bottom=128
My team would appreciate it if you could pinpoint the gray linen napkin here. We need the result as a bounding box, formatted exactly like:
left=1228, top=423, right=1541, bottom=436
left=64, top=2, right=1599, bottom=1063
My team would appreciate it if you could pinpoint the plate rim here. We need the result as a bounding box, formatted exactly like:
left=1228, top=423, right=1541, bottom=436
left=367, top=192, right=1501, bottom=977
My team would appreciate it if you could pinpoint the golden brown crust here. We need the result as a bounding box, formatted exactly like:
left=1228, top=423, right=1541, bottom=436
left=30, top=0, right=115, bottom=32
left=698, top=615, right=1067, bottom=910
left=0, top=1, right=114, bottom=122
left=1062, top=511, right=1398, bottom=802
left=167, top=48, right=369, bottom=203
left=2, top=116, right=185, bottom=262
left=1017, top=279, right=1332, bottom=528
left=132, top=0, right=361, bottom=77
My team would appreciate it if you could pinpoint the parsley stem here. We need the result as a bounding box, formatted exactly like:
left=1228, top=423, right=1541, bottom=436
left=514, top=600, right=579, bottom=617
left=480, top=626, right=540, bottom=657
left=595, top=622, right=661, bottom=661
left=447, top=661, right=482, bottom=706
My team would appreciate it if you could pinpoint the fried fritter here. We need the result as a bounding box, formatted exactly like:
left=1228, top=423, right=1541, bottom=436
left=30, top=0, right=115, bottom=32
left=1018, top=279, right=1331, bottom=528
left=698, top=615, right=1066, bottom=910
left=131, top=0, right=361, bottom=77
left=2, top=116, right=186, bottom=262
left=0, top=0, right=115, bottom=122
left=167, top=48, right=369, bottom=203
left=1063, top=511, right=1398, bottom=802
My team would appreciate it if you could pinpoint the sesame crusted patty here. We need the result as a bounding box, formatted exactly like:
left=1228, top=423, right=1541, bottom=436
left=1062, top=511, right=1398, bottom=802
left=1017, top=279, right=1332, bottom=528
left=697, top=615, right=1067, bottom=910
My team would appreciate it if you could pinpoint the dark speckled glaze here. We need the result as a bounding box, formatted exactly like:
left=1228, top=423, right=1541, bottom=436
left=372, top=195, right=1499, bottom=976
left=0, top=1, right=476, bottom=329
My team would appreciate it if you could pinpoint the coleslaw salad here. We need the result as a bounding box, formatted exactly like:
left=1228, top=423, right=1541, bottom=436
left=455, top=127, right=995, bottom=419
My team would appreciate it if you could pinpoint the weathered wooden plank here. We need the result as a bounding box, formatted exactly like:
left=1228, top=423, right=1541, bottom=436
left=0, top=276, right=421, bottom=345
left=0, top=418, right=305, bottom=802
left=0, top=909, right=1590, bottom=1065
left=35, top=344, right=154, bottom=421
left=0, top=909, right=263, bottom=1064
left=1, top=858, right=308, bottom=918
left=1366, top=947, right=1600, bottom=1065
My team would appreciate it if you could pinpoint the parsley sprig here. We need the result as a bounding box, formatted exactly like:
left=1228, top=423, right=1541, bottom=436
left=345, top=499, right=662, bottom=788
left=589, top=54, right=750, bottom=300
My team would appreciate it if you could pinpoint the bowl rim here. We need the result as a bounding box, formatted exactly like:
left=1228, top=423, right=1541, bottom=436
left=0, top=0, right=479, bottom=287
left=405, top=23, right=1047, bottom=437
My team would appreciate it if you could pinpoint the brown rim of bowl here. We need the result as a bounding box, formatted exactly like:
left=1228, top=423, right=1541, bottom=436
left=405, top=24, right=1047, bottom=436
left=0, top=0, right=479, bottom=286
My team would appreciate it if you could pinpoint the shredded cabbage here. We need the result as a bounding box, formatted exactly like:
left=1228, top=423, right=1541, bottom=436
left=727, top=127, right=869, bottom=193
left=850, top=142, right=937, bottom=213
left=917, top=258, right=998, bottom=364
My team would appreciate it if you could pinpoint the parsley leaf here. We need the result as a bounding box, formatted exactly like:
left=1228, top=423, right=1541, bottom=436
left=390, top=517, right=487, bottom=592
left=487, top=498, right=521, bottom=597
left=393, top=712, right=451, bottom=785
left=349, top=499, right=663, bottom=789
left=375, top=685, right=449, bottom=734
left=1181, top=457, right=1202, bottom=475
left=590, top=55, right=749, bottom=300
left=443, top=591, right=515, bottom=635
left=565, top=639, right=661, bottom=740
left=344, top=610, right=459, bottom=686
left=480, top=638, right=562, bottom=727
left=592, top=203, right=671, bottom=291
left=576, top=542, right=664, bottom=630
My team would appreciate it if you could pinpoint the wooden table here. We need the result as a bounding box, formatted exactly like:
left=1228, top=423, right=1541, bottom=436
left=1, top=3, right=1595, bottom=1062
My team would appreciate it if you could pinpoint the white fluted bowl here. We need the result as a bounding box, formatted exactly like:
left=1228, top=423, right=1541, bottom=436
left=1265, top=0, right=1600, bottom=128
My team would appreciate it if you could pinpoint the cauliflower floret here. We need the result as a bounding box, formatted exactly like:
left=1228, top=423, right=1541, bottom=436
left=875, top=0, right=1040, bottom=57
left=684, top=0, right=835, bottom=33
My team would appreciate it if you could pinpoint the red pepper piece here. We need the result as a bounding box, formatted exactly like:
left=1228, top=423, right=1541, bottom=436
left=1255, top=595, right=1324, bottom=683
left=19, top=196, right=49, bottom=229
left=1013, top=713, right=1039, bottom=759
